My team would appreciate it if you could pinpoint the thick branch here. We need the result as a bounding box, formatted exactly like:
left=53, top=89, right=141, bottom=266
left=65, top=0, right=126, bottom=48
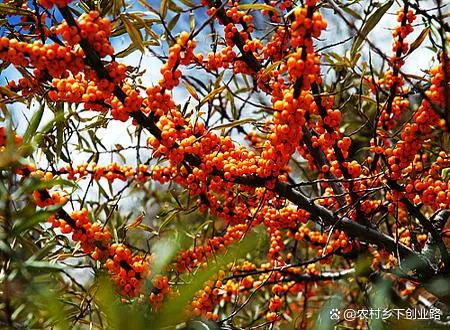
left=401, top=198, right=450, bottom=273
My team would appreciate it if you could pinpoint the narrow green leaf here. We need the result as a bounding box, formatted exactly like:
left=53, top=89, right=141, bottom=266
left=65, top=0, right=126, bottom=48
left=23, top=260, right=63, bottom=271
left=227, top=90, right=238, bottom=119
left=178, top=0, right=195, bottom=7
left=0, top=86, right=20, bottom=99
left=137, top=0, right=159, bottom=15
left=342, top=6, right=362, bottom=20
left=0, top=241, right=13, bottom=256
left=0, top=3, right=33, bottom=16
left=112, top=18, right=160, bottom=37
left=169, top=1, right=183, bottom=13
left=55, top=105, right=64, bottom=159
left=116, top=40, right=159, bottom=57
left=34, top=111, right=64, bottom=146
left=260, top=60, right=281, bottom=78
left=121, top=14, right=146, bottom=53
left=21, top=177, right=77, bottom=193
left=23, top=103, right=44, bottom=143
left=168, top=13, right=180, bottom=31
left=100, top=0, right=114, bottom=16
left=13, top=210, right=55, bottom=235
left=407, top=26, right=430, bottom=56
left=112, top=0, right=123, bottom=17
left=160, top=0, right=169, bottom=18
left=211, top=117, right=255, bottom=131
left=154, top=229, right=263, bottom=328
left=200, top=86, right=226, bottom=106
left=183, top=82, right=199, bottom=100
left=158, top=209, right=180, bottom=233
left=351, top=1, right=393, bottom=54
left=189, top=11, right=195, bottom=31
left=238, top=4, right=280, bottom=15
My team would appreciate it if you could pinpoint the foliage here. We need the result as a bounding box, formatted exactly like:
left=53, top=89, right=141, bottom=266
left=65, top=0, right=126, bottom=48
left=1, top=0, right=450, bottom=329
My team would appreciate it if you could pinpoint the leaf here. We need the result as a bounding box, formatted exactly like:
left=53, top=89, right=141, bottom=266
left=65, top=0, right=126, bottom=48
left=137, top=0, right=159, bottom=15
left=154, top=228, right=263, bottom=328
left=96, top=181, right=110, bottom=200
left=407, top=27, right=430, bottom=56
left=341, top=5, right=362, bottom=20
left=360, top=95, right=377, bottom=104
left=121, top=14, right=146, bottom=53
left=211, top=118, right=256, bottom=131
left=168, top=13, right=180, bottom=31
left=260, top=60, right=281, bottom=78
left=178, top=0, right=195, bottom=7
left=100, top=0, right=114, bottom=16
left=13, top=210, right=55, bottom=235
left=136, top=223, right=157, bottom=233
left=112, top=18, right=160, bottom=38
left=200, top=86, right=226, bottom=106
left=0, top=86, right=20, bottom=99
left=443, top=132, right=449, bottom=151
left=126, top=212, right=145, bottom=229
left=237, top=4, right=280, bottom=15
left=169, top=1, right=183, bottom=13
left=0, top=3, right=33, bottom=16
left=34, top=111, right=64, bottom=146
left=158, top=209, right=180, bottom=233
left=112, top=0, right=123, bottom=17
left=32, top=241, right=57, bottom=261
left=0, top=241, right=13, bottom=256
left=160, top=0, right=169, bottom=18
left=183, top=82, right=199, bottom=100
left=23, top=103, right=44, bottom=144
left=189, top=11, right=195, bottom=31
left=21, top=177, right=77, bottom=193
left=23, top=260, right=63, bottom=271
left=351, top=0, right=393, bottom=54
left=442, top=168, right=450, bottom=182
left=227, top=90, right=238, bottom=119
left=55, top=105, right=64, bottom=160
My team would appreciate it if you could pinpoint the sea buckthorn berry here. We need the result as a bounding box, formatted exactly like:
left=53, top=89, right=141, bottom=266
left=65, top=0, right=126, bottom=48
left=56, top=11, right=113, bottom=57
left=39, top=0, right=73, bottom=9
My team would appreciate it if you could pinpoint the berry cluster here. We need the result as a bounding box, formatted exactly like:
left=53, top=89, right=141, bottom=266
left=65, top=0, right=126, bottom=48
left=3, top=0, right=449, bottom=326
left=17, top=166, right=150, bottom=298
left=39, top=0, right=73, bottom=9
left=54, top=11, right=113, bottom=57
left=0, top=127, right=23, bottom=151
left=106, top=244, right=149, bottom=296
left=149, top=275, right=172, bottom=310
left=0, top=37, right=85, bottom=78
left=159, top=32, right=198, bottom=90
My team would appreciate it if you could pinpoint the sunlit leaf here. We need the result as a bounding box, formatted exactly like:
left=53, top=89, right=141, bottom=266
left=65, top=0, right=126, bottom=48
left=183, top=82, right=200, bottom=100
left=351, top=1, right=393, bottom=54
left=23, top=260, right=64, bottom=271
left=0, top=3, right=33, bottom=16
left=407, top=27, right=430, bottom=56
left=178, top=0, right=195, bottom=7
left=23, top=103, right=44, bottom=144
left=238, top=4, right=280, bottom=15
left=154, top=228, right=263, bottom=328
left=200, top=86, right=226, bottom=106
left=121, top=14, right=146, bottom=53
left=211, top=117, right=256, bottom=131
left=13, top=208, right=60, bottom=235
left=160, top=0, right=169, bottom=18
left=168, top=13, right=180, bottom=31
